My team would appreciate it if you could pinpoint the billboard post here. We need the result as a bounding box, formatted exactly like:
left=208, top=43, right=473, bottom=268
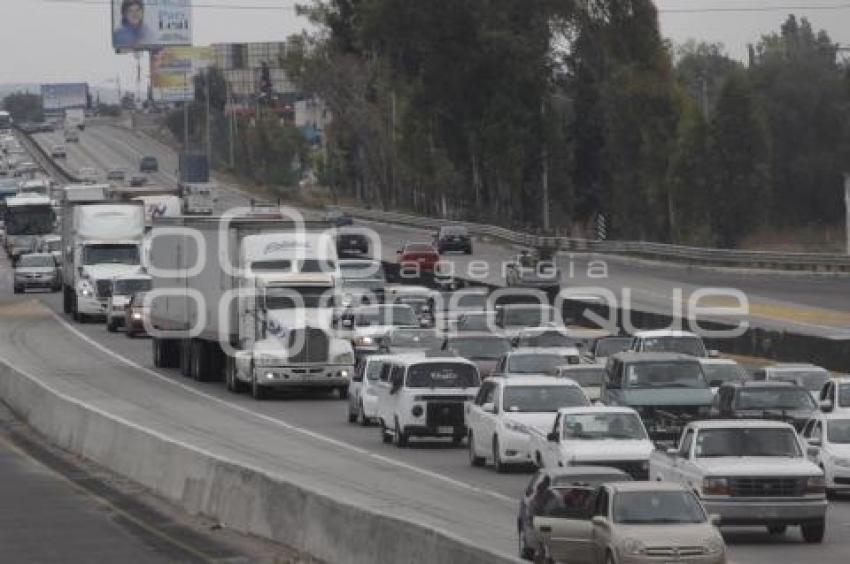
left=112, top=0, right=192, bottom=52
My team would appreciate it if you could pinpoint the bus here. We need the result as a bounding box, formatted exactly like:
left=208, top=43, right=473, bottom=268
left=0, top=110, right=12, bottom=132
left=4, top=194, right=55, bottom=261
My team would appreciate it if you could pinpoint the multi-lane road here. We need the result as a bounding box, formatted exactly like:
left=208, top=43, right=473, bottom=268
left=3, top=121, right=847, bottom=562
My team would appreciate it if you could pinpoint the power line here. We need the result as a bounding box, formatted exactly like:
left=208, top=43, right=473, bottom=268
left=660, top=3, right=850, bottom=14
left=39, top=0, right=297, bottom=11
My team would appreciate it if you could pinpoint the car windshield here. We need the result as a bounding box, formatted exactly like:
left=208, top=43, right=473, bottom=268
left=551, top=474, right=630, bottom=488
left=388, top=329, right=442, bottom=350
left=827, top=420, right=850, bottom=444
left=251, top=260, right=292, bottom=271
left=613, top=491, right=706, bottom=524
left=457, top=312, right=495, bottom=331
left=839, top=384, right=850, bottom=408
left=355, top=306, right=418, bottom=327
left=702, top=363, right=748, bottom=386
left=562, top=412, right=646, bottom=440
left=640, top=336, right=706, bottom=357
left=694, top=428, right=801, bottom=457
left=441, top=226, right=467, bottom=236
left=448, top=337, right=511, bottom=360
left=452, top=293, right=488, bottom=310
left=340, top=262, right=384, bottom=280
left=265, top=286, right=334, bottom=309
left=405, top=362, right=480, bottom=388
left=404, top=244, right=433, bottom=253
left=502, top=307, right=552, bottom=327
left=625, top=361, right=706, bottom=389
left=519, top=331, right=580, bottom=348
left=737, top=388, right=816, bottom=410
left=770, top=370, right=829, bottom=392
left=509, top=353, right=575, bottom=375
left=559, top=367, right=606, bottom=387
left=114, top=278, right=152, bottom=295
left=534, top=486, right=596, bottom=518
left=83, top=244, right=139, bottom=265
left=17, top=255, right=53, bottom=267
left=365, top=360, right=385, bottom=381
left=503, top=385, right=588, bottom=412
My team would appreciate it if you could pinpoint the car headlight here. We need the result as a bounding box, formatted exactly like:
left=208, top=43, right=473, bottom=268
left=354, top=336, right=376, bottom=347
left=77, top=280, right=94, bottom=297
left=702, top=477, right=729, bottom=496
left=503, top=420, right=527, bottom=434
left=131, top=312, right=143, bottom=320
left=622, top=538, right=645, bottom=555
left=833, top=457, right=850, bottom=468
left=806, top=475, right=826, bottom=495
left=334, top=352, right=355, bottom=364
left=703, top=535, right=725, bottom=554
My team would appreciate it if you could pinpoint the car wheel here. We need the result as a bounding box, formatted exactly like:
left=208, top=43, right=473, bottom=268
left=801, top=519, right=825, bottom=543
left=469, top=433, right=485, bottom=467
left=767, top=524, right=787, bottom=535
left=347, top=408, right=357, bottom=424
left=605, top=551, right=616, bottom=564
left=358, top=401, right=370, bottom=426
left=394, top=419, right=408, bottom=448
left=338, top=386, right=349, bottom=400
left=518, top=526, right=534, bottom=561
left=493, top=437, right=507, bottom=473
left=126, top=329, right=136, bottom=339
left=106, top=319, right=118, bottom=332
left=13, top=285, right=21, bottom=294
left=381, top=421, right=392, bottom=444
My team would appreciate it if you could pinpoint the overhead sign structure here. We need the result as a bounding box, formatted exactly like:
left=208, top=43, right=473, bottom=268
left=112, top=0, right=192, bottom=52
left=41, top=83, right=89, bottom=112
left=150, top=46, right=212, bottom=102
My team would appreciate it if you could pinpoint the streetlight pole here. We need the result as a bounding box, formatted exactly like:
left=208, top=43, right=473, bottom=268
left=844, top=173, right=850, bottom=255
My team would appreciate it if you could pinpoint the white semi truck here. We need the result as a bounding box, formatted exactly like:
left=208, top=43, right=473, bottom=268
left=147, top=215, right=355, bottom=400
left=61, top=184, right=146, bottom=321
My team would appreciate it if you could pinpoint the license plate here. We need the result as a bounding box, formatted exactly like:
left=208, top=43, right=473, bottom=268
left=438, top=426, right=454, bottom=434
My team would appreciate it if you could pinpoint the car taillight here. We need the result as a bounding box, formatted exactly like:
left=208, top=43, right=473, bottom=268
left=702, top=477, right=729, bottom=496
left=806, top=476, right=826, bottom=495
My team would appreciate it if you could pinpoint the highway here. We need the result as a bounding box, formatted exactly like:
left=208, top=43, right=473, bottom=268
left=0, top=122, right=842, bottom=562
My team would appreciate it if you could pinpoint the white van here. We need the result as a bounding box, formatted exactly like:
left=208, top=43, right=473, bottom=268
left=376, top=355, right=480, bottom=446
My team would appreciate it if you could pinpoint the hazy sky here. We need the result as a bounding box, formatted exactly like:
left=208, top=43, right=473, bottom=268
left=1, top=1, right=849, bottom=92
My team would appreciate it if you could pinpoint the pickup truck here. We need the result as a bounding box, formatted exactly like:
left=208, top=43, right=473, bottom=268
left=649, top=420, right=827, bottom=543
left=529, top=406, right=654, bottom=480
left=504, top=252, right=560, bottom=291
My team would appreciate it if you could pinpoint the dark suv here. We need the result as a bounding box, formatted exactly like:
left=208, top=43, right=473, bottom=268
left=336, top=229, right=370, bottom=257
left=710, top=381, right=817, bottom=431
left=139, top=156, right=159, bottom=173
left=434, top=225, right=472, bottom=254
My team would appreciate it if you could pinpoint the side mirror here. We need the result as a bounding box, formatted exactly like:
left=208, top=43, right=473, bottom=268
left=709, top=514, right=722, bottom=527
left=708, top=350, right=720, bottom=358
left=591, top=516, right=608, bottom=528
left=546, top=431, right=559, bottom=443
left=819, top=400, right=833, bottom=413
left=482, top=402, right=496, bottom=414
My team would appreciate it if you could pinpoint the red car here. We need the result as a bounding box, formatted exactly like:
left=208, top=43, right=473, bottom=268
left=397, top=242, right=440, bottom=273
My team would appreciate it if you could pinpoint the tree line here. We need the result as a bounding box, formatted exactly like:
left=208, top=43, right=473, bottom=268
left=285, top=1, right=850, bottom=248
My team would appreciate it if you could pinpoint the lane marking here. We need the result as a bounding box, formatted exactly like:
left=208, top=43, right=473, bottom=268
left=46, top=309, right=513, bottom=505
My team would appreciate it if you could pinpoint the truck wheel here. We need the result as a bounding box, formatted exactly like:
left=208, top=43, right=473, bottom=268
left=225, top=356, right=248, bottom=393
left=358, top=401, right=370, bottom=426
left=469, top=433, right=485, bottom=467
left=63, top=286, right=71, bottom=314
left=801, top=520, right=825, bottom=543
left=191, top=340, right=210, bottom=382
left=767, top=525, right=787, bottom=535
left=251, top=374, right=269, bottom=400
left=381, top=422, right=392, bottom=444
left=107, top=319, right=118, bottom=333
left=13, top=285, right=21, bottom=294
left=179, top=340, right=191, bottom=377
left=518, top=526, right=534, bottom=561
left=394, top=419, right=408, bottom=447
left=152, top=338, right=164, bottom=368
left=338, top=386, right=349, bottom=400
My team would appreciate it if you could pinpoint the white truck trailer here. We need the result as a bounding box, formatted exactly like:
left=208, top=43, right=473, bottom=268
left=61, top=184, right=146, bottom=321
left=147, top=215, right=354, bottom=400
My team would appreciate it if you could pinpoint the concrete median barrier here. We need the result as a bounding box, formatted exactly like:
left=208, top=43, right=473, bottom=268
left=0, top=358, right=520, bottom=564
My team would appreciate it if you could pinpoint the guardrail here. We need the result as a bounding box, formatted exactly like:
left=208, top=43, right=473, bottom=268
left=337, top=205, right=850, bottom=272
left=14, top=127, right=80, bottom=184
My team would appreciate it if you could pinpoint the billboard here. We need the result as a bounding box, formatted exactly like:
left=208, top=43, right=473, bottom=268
left=41, top=83, right=89, bottom=112
left=112, top=0, right=191, bottom=52
left=150, top=46, right=212, bottom=102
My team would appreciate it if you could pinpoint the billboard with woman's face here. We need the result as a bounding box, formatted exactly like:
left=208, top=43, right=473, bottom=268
left=112, top=0, right=192, bottom=51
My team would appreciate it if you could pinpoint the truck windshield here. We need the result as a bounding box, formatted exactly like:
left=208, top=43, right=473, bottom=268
left=770, top=370, right=829, bottom=392
left=613, top=491, right=706, bottom=524
left=405, top=362, right=480, bottom=388
left=508, top=353, right=575, bottom=375
left=17, top=255, right=54, bottom=268
left=737, top=388, right=816, bottom=410
left=639, top=336, right=707, bottom=357
left=6, top=207, right=55, bottom=235
left=114, top=278, right=152, bottom=295
left=503, top=385, right=588, bottom=413
left=559, top=367, right=606, bottom=387
left=265, top=286, right=334, bottom=309
left=828, top=420, right=850, bottom=444
left=839, top=384, right=850, bottom=408
left=694, top=428, right=801, bottom=457
left=447, top=337, right=511, bottom=360
left=83, top=244, right=139, bottom=265
left=624, top=361, right=706, bottom=389
left=562, top=412, right=646, bottom=439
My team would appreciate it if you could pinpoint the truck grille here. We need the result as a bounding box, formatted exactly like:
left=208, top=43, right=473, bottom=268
left=572, top=460, right=649, bottom=480
left=728, top=477, right=806, bottom=497
left=95, top=279, right=112, bottom=298
left=426, top=402, right=464, bottom=428
left=288, top=328, right=329, bottom=363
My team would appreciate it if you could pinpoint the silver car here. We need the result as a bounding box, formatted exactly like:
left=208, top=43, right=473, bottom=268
left=13, top=252, right=61, bottom=293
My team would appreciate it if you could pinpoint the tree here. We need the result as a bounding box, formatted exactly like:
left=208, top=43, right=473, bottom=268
left=1, top=92, right=43, bottom=123
left=674, top=41, right=740, bottom=119
left=708, top=69, right=771, bottom=247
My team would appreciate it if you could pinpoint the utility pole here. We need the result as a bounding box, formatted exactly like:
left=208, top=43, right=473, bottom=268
left=205, top=70, right=212, bottom=163
left=541, top=99, right=550, bottom=233
left=227, top=80, right=234, bottom=168
left=700, top=76, right=709, bottom=121
left=183, top=71, right=189, bottom=149
left=845, top=173, right=850, bottom=255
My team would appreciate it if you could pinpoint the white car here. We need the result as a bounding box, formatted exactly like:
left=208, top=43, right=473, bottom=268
left=376, top=355, right=480, bottom=446
left=817, top=376, right=850, bottom=413
left=554, top=364, right=607, bottom=402
left=530, top=406, right=654, bottom=480
left=802, top=411, right=850, bottom=496
left=630, top=329, right=717, bottom=358
left=106, top=274, right=152, bottom=332
left=466, top=376, right=590, bottom=472
left=754, top=363, right=830, bottom=402
left=51, top=144, right=67, bottom=158
left=342, top=304, right=421, bottom=356
left=347, top=353, right=421, bottom=425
